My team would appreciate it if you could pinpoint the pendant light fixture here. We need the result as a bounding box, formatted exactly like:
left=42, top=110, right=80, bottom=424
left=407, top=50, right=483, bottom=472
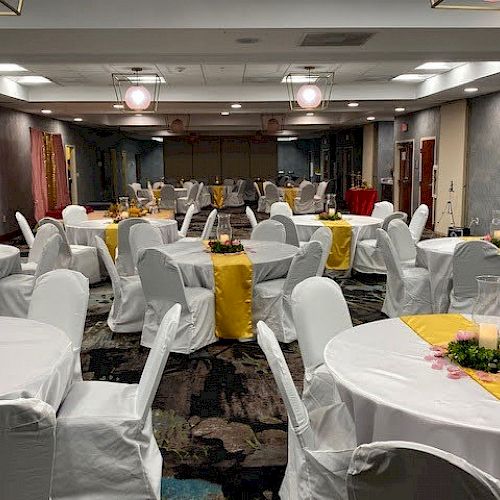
left=296, top=66, right=323, bottom=109
left=112, top=68, right=163, bottom=113
left=124, top=68, right=152, bottom=111
left=430, top=0, right=500, bottom=9
left=285, top=66, right=334, bottom=111
left=0, top=0, right=24, bottom=16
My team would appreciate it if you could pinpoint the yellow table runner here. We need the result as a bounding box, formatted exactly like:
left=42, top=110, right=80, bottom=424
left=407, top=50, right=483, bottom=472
left=211, top=252, right=253, bottom=339
left=320, top=220, right=352, bottom=271
left=153, top=189, right=161, bottom=200
left=105, top=223, right=118, bottom=261
left=401, top=314, right=500, bottom=400
left=211, top=185, right=225, bottom=209
left=283, top=187, right=299, bottom=210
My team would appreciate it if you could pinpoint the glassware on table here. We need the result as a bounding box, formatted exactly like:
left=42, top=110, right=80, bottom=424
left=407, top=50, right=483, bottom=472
left=490, top=210, right=500, bottom=239
left=216, top=213, right=232, bottom=243
left=326, top=194, right=337, bottom=216
left=472, top=275, right=500, bottom=349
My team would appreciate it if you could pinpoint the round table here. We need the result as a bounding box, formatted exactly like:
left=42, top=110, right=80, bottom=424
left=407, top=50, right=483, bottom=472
left=0, top=244, right=21, bottom=279
left=0, top=317, right=74, bottom=410
left=324, top=317, right=500, bottom=478
left=161, top=239, right=299, bottom=289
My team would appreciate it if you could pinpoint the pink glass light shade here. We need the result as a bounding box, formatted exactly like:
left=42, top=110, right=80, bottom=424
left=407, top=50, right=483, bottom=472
left=296, top=84, right=322, bottom=109
left=124, top=85, right=152, bottom=111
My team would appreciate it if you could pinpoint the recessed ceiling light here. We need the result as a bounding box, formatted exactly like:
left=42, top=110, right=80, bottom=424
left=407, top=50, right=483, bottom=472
left=395, top=107, right=406, bottom=112
left=0, top=64, right=27, bottom=72
left=221, top=111, right=230, bottom=116
left=306, top=112, right=314, bottom=116
left=277, top=137, right=298, bottom=142
left=367, top=116, right=376, bottom=121
left=393, top=74, right=435, bottom=82
left=152, top=137, right=163, bottom=142
left=348, top=102, right=359, bottom=108
left=415, top=62, right=455, bottom=71
left=464, top=87, right=479, bottom=93
left=14, top=76, right=51, bottom=84
left=231, top=103, right=242, bottom=109
left=41, top=109, right=52, bottom=114
left=73, top=117, right=83, bottom=122
left=113, top=104, right=124, bottom=109
left=281, top=75, right=319, bottom=84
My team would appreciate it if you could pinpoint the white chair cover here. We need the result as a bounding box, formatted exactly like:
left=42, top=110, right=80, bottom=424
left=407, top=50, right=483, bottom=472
left=115, top=218, right=148, bottom=276
left=270, top=201, right=293, bottom=218
left=130, top=182, right=142, bottom=193
left=137, top=248, right=216, bottom=352
left=347, top=441, right=500, bottom=500
left=253, top=241, right=322, bottom=342
left=159, top=184, right=177, bottom=211
left=449, top=241, right=500, bottom=313
left=299, top=179, right=310, bottom=189
left=377, top=229, right=432, bottom=317
left=152, top=181, right=163, bottom=189
left=245, top=206, right=258, bottom=229
left=126, top=184, right=139, bottom=203
left=22, top=223, right=59, bottom=275
left=294, top=183, right=316, bottom=215
left=183, top=180, right=193, bottom=191
left=129, top=223, right=163, bottom=267
left=62, top=205, right=88, bottom=226
left=264, top=183, right=280, bottom=213
left=371, top=201, right=393, bottom=219
left=251, top=219, right=286, bottom=243
left=309, top=226, right=333, bottom=276
left=255, top=182, right=267, bottom=213
left=387, top=219, right=416, bottom=264
left=0, top=398, right=56, bottom=500
left=408, top=204, right=429, bottom=242
left=313, top=181, right=328, bottom=212
left=225, top=179, right=245, bottom=207
left=28, top=269, right=89, bottom=380
left=271, top=214, right=300, bottom=247
left=177, top=183, right=200, bottom=214
left=179, top=209, right=218, bottom=242
left=199, top=183, right=212, bottom=208
left=95, top=236, right=146, bottom=333
left=178, top=203, right=196, bottom=238
left=53, top=305, right=181, bottom=500
left=15, top=211, right=34, bottom=248
left=257, top=321, right=356, bottom=500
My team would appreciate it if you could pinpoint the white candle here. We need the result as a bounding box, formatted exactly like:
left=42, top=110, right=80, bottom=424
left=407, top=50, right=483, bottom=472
left=479, top=323, right=498, bottom=349
left=328, top=208, right=336, bottom=216
left=219, top=234, right=230, bottom=244
left=493, top=230, right=500, bottom=239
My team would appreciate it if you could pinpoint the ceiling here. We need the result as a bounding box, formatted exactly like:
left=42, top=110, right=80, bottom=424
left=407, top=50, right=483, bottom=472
left=1, top=0, right=500, bottom=136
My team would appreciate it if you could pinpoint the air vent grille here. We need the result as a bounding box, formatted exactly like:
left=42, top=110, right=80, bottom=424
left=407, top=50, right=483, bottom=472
left=300, top=32, right=374, bottom=47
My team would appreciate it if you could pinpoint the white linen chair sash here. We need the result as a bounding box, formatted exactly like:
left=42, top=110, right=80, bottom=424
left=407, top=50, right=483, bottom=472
left=179, top=203, right=196, bottom=237
left=408, top=204, right=429, bottom=242
left=15, top=211, right=35, bottom=248
left=201, top=209, right=217, bottom=240
left=251, top=219, right=286, bottom=243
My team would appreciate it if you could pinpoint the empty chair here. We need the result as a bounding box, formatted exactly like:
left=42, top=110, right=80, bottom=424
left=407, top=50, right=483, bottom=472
left=199, top=183, right=212, bottom=208
left=257, top=321, right=356, bottom=500
left=245, top=206, right=258, bottom=229
left=243, top=178, right=257, bottom=202
left=255, top=182, right=267, bottom=213
left=129, top=222, right=163, bottom=267
left=299, top=179, right=310, bottom=189
left=62, top=205, right=88, bottom=226
left=183, top=180, right=193, bottom=191
left=371, top=201, right=394, bottom=219
left=180, top=209, right=217, bottom=242
left=138, top=248, right=216, bottom=353
left=253, top=241, right=322, bottom=342
left=270, top=201, right=293, bottom=218
left=115, top=218, right=148, bottom=276
left=52, top=305, right=181, bottom=500
left=223, top=178, right=234, bottom=186
left=294, top=183, right=316, bottom=215
left=387, top=219, right=416, bottom=266
left=0, top=233, right=62, bottom=317
left=152, top=181, right=163, bottom=189
left=313, top=181, right=328, bottom=212
left=408, top=203, right=429, bottom=242
left=0, top=398, right=56, bottom=500
left=271, top=214, right=300, bottom=247
left=347, top=441, right=500, bottom=500
left=449, top=241, right=500, bottom=313
left=325, top=179, right=336, bottom=194
left=126, top=184, right=139, bottom=204
left=15, top=211, right=35, bottom=248
left=159, top=184, right=177, bottom=211
left=130, top=182, right=142, bottom=193
left=178, top=203, right=196, bottom=238
left=95, top=236, right=146, bottom=333
left=264, top=183, right=280, bottom=213
left=177, top=183, right=200, bottom=214
left=225, top=179, right=245, bottom=207
left=251, top=219, right=286, bottom=243
left=377, top=228, right=432, bottom=317
left=20, top=223, right=59, bottom=275
left=28, top=269, right=89, bottom=380
left=308, top=226, right=333, bottom=276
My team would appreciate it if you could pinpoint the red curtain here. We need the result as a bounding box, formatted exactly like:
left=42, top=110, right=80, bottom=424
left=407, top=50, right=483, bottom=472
left=53, top=134, right=71, bottom=208
left=30, top=128, right=48, bottom=221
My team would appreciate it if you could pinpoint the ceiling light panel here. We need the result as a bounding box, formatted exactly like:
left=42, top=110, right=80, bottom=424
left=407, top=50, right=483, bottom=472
left=393, top=74, right=436, bottom=82
left=415, top=62, right=463, bottom=71
left=11, top=75, right=51, bottom=84
left=0, top=63, right=27, bottom=72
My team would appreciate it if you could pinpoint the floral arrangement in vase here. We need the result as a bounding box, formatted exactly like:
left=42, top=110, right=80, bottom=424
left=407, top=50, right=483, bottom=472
left=208, top=239, right=244, bottom=254
left=483, top=233, right=500, bottom=249
left=318, top=211, right=343, bottom=221
left=106, top=201, right=148, bottom=223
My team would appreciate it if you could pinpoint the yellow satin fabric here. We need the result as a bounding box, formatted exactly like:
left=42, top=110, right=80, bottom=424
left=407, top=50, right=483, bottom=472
left=211, top=185, right=225, bottom=209
left=105, top=223, right=119, bottom=261
left=401, top=314, right=500, bottom=400
left=153, top=189, right=161, bottom=200
left=283, top=187, right=299, bottom=210
left=211, top=252, right=253, bottom=339
left=321, top=220, right=352, bottom=271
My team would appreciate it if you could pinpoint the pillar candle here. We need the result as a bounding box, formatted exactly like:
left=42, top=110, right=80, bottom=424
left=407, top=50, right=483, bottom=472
left=493, top=230, right=500, bottom=239
left=479, top=323, right=498, bottom=350
left=219, top=234, right=230, bottom=244
left=328, top=208, right=336, bottom=216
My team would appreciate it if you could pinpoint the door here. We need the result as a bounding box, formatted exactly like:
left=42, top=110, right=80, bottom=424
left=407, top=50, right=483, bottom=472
left=65, top=145, right=78, bottom=204
left=420, top=139, right=435, bottom=229
left=336, top=146, right=354, bottom=202
left=398, top=142, right=413, bottom=216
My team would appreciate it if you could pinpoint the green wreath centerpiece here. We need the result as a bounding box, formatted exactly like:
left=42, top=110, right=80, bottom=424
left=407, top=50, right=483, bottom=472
left=208, top=239, right=245, bottom=254
left=318, top=211, right=343, bottom=221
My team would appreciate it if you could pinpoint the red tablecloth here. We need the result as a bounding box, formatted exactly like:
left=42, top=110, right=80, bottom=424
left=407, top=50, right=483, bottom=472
left=345, top=188, right=378, bottom=216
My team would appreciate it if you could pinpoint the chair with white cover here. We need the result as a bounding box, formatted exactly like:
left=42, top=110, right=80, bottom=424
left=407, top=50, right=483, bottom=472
left=408, top=203, right=429, bottom=242
left=377, top=228, right=432, bottom=317
left=251, top=219, right=286, bottom=243
left=255, top=182, right=267, bottom=213
left=0, top=233, right=62, bottom=317
left=264, top=183, right=280, bottom=214
left=307, top=226, right=333, bottom=276
left=0, top=398, right=56, bottom=500
left=224, top=179, right=245, bottom=207
left=183, top=180, right=193, bottom=192
left=223, top=178, right=234, bottom=186
left=449, top=240, right=500, bottom=313
left=177, top=183, right=200, bottom=214
left=243, top=178, right=257, bottom=202
left=199, top=183, right=212, bottom=208
left=178, top=203, right=196, bottom=238
left=15, top=211, right=35, bottom=248
left=313, top=181, right=328, bottom=212
left=28, top=269, right=89, bottom=380
left=371, top=201, right=394, bottom=219
left=62, top=205, right=88, bottom=226
left=130, top=182, right=142, bottom=193
left=245, top=206, right=258, bottom=229
left=52, top=305, right=181, bottom=500
left=291, top=277, right=352, bottom=411
left=159, top=184, right=177, bottom=212
left=126, top=184, right=140, bottom=204
left=294, top=183, right=316, bottom=215
left=257, top=321, right=356, bottom=500
left=20, top=223, right=59, bottom=275
left=138, top=248, right=216, bottom=352
left=152, top=181, right=163, bottom=190
left=299, top=179, right=310, bottom=190
left=271, top=214, right=300, bottom=247
left=129, top=222, right=163, bottom=268
left=347, top=441, right=500, bottom=500
left=180, top=209, right=217, bottom=242
left=387, top=219, right=416, bottom=266
left=95, top=236, right=146, bottom=333
left=270, top=201, right=293, bottom=218
left=115, top=218, right=148, bottom=276
left=253, top=241, right=322, bottom=342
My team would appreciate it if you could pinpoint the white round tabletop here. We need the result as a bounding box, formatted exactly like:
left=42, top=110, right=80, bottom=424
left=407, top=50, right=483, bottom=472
left=417, top=237, right=463, bottom=255
left=161, top=239, right=299, bottom=289
left=324, top=317, right=500, bottom=477
left=0, top=244, right=21, bottom=279
left=0, top=317, right=74, bottom=410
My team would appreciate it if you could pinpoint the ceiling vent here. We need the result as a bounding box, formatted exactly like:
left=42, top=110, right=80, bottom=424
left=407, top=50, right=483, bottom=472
left=300, top=32, right=374, bottom=47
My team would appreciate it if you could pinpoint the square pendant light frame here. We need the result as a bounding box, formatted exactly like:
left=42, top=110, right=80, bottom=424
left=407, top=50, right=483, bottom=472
left=430, top=0, right=500, bottom=9
left=0, top=0, right=23, bottom=15
left=285, top=70, right=334, bottom=112
left=112, top=71, right=163, bottom=113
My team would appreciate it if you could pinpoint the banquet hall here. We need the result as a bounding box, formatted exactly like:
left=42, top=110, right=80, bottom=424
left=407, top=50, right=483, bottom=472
left=2, top=1, right=500, bottom=499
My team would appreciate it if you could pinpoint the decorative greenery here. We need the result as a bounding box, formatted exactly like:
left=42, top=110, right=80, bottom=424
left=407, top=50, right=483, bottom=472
left=208, top=239, right=244, bottom=254
left=484, top=234, right=500, bottom=249
left=447, top=339, right=500, bottom=373
left=105, top=202, right=148, bottom=223
left=318, top=211, right=343, bottom=221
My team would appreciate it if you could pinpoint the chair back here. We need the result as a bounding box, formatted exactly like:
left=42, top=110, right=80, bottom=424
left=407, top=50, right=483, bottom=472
left=270, top=202, right=293, bottom=218
left=256, top=321, right=315, bottom=449
left=315, top=181, right=328, bottom=198
left=223, top=178, right=234, bottom=186
left=371, top=201, right=394, bottom=219
left=299, top=183, right=315, bottom=202
left=376, top=229, right=403, bottom=281
left=159, top=184, right=176, bottom=209
left=325, top=179, right=336, bottom=194
left=347, top=441, right=500, bottom=500
left=264, top=183, right=280, bottom=203
left=29, top=269, right=89, bottom=353
left=283, top=241, right=322, bottom=299
left=152, top=181, right=163, bottom=189
left=271, top=215, right=300, bottom=247
left=201, top=209, right=217, bottom=240
left=0, top=398, right=56, bottom=500
left=129, top=223, right=163, bottom=267
left=388, top=219, right=416, bottom=262
left=245, top=206, right=258, bottom=229
left=62, top=205, right=87, bottom=226
left=186, top=183, right=199, bottom=204
left=116, top=218, right=148, bottom=276
left=137, top=304, right=181, bottom=423
left=34, top=234, right=63, bottom=279
left=126, top=184, right=139, bottom=202
left=94, top=236, right=122, bottom=300
left=183, top=181, right=193, bottom=191
left=38, top=217, right=72, bottom=268
left=299, top=179, right=310, bottom=190
left=29, top=223, right=59, bottom=264
left=292, top=277, right=352, bottom=374
left=15, top=211, right=34, bottom=248
left=381, top=211, right=407, bottom=231
left=309, top=226, right=333, bottom=276
left=253, top=182, right=262, bottom=198
left=236, top=179, right=246, bottom=197
left=179, top=203, right=196, bottom=237
left=196, top=182, right=205, bottom=202
left=409, top=204, right=429, bottom=242
left=130, top=182, right=142, bottom=193
left=251, top=219, right=286, bottom=243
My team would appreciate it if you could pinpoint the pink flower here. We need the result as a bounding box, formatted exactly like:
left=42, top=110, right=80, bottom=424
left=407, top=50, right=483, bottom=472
left=232, top=239, right=241, bottom=246
left=476, top=371, right=495, bottom=383
left=224, top=240, right=231, bottom=246
left=455, top=330, right=477, bottom=342
left=484, top=233, right=492, bottom=242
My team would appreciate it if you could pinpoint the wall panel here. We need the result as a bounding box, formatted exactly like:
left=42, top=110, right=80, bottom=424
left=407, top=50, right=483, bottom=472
left=193, top=137, right=221, bottom=180
left=163, top=139, right=193, bottom=179
left=250, top=140, right=277, bottom=179
left=221, top=137, right=250, bottom=179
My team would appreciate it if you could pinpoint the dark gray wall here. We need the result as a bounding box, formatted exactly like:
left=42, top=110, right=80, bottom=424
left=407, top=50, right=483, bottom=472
left=278, top=139, right=320, bottom=179
left=139, top=141, right=164, bottom=184
left=376, top=121, right=395, bottom=196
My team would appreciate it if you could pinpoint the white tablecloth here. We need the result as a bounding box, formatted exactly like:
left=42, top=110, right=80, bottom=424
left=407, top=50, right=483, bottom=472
left=0, top=244, right=21, bottom=279
left=174, top=188, right=187, bottom=198
left=324, top=317, right=500, bottom=478
left=161, top=239, right=298, bottom=289
left=0, top=317, right=74, bottom=410
left=66, top=218, right=179, bottom=247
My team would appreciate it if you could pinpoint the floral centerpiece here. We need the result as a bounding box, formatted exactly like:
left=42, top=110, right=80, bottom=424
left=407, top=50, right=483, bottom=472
left=208, top=239, right=244, bottom=254
left=318, top=211, right=343, bottom=221
left=483, top=233, right=500, bottom=249
left=105, top=202, right=148, bottom=223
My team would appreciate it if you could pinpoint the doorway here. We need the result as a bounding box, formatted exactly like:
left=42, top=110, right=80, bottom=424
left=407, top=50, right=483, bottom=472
left=397, top=141, right=413, bottom=216
left=420, top=138, right=436, bottom=229
left=65, top=145, right=78, bottom=204
left=336, top=146, right=354, bottom=202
